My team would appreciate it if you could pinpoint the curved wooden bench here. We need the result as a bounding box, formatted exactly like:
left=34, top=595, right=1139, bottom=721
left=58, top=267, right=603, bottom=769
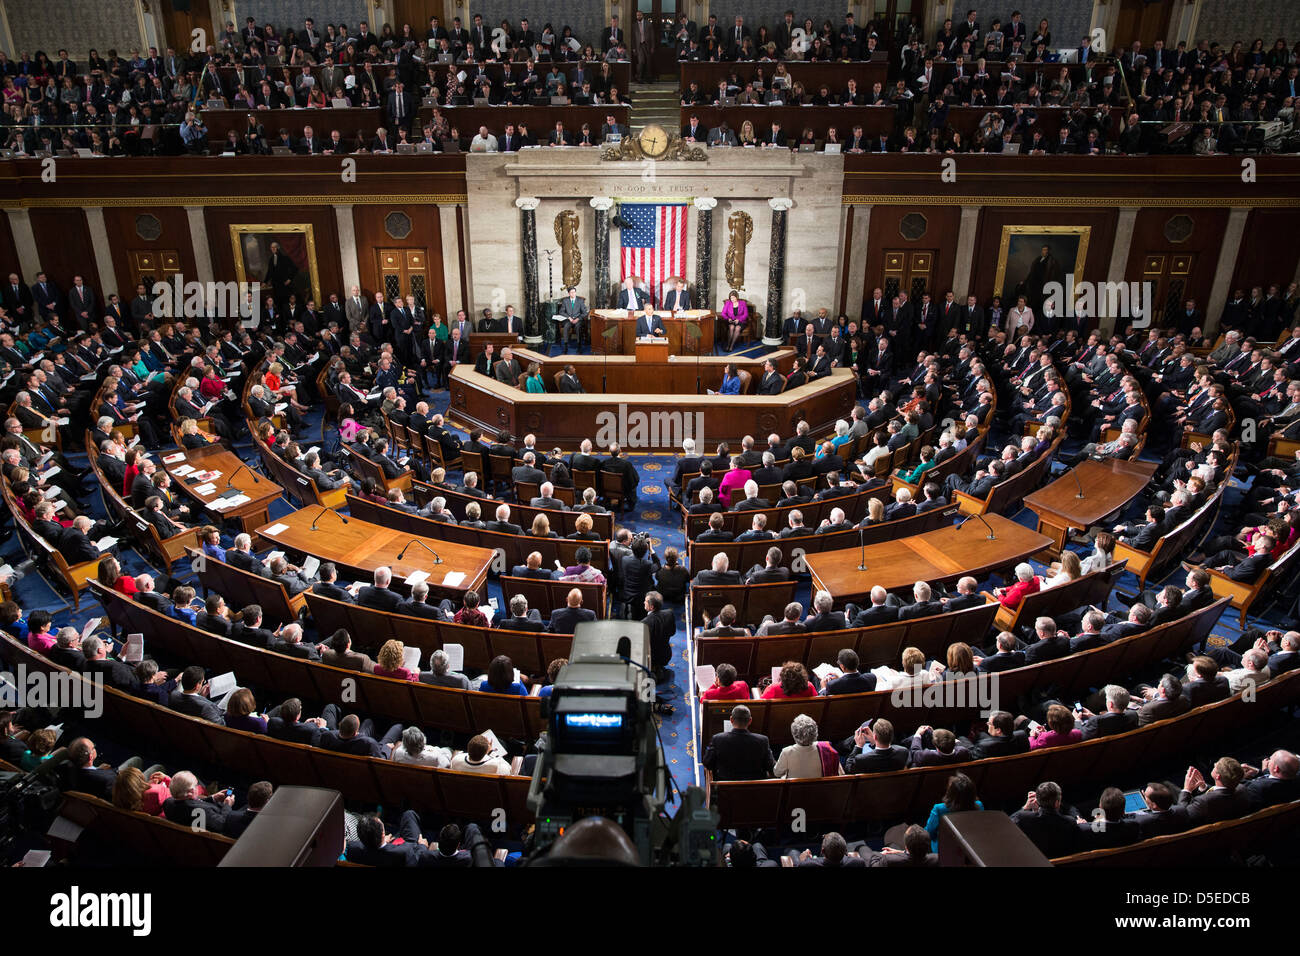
left=688, top=580, right=800, bottom=630
left=954, top=436, right=1064, bottom=517
left=694, top=597, right=1000, bottom=681
left=0, top=629, right=533, bottom=824
left=413, top=479, right=614, bottom=540
left=303, top=590, right=573, bottom=676
left=706, top=666, right=1300, bottom=828
left=1052, top=798, right=1300, bottom=867
left=686, top=503, right=960, bottom=577
left=58, top=790, right=235, bottom=865
left=93, top=580, right=547, bottom=741
left=699, top=598, right=1229, bottom=750
left=684, top=481, right=888, bottom=539
left=984, top=560, right=1128, bottom=634
left=189, top=547, right=305, bottom=627
left=499, top=574, right=606, bottom=619
left=346, top=493, right=611, bottom=574
left=0, top=480, right=97, bottom=610
left=1193, top=537, right=1300, bottom=628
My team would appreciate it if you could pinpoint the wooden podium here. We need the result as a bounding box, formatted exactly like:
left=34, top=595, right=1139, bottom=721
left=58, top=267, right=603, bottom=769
left=635, top=338, right=670, bottom=363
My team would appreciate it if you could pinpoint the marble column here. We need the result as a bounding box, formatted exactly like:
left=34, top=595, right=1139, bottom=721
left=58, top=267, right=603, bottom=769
left=590, top=197, right=613, bottom=309
left=693, top=196, right=717, bottom=310
left=183, top=205, right=214, bottom=285
left=764, top=198, right=793, bottom=345
left=950, top=204, right=981, bottom=300
left=1205, top=206, right=1251, bottom=337
left=438, top=203, right=464, bottom=314
left=516, top=197, right=542, bottom=344
left=83, top=207, right=118, bottom=300
left=4, top=208, right=40, bottom=282
left=333, top=204, right=361, bottom=297
left=1101, top=207, right=1139, bottom=338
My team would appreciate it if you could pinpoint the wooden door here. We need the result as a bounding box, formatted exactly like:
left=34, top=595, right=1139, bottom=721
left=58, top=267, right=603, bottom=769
left=637, top=0, right=676, bottom=79
left=1114, top=0, right=1173, bottom=49
left=879, top=248, right=936, bottom=303
left=128, top=249, right=182, bottom=292
left=1141, top=251, right=1196, bottom=326
left=158, top=0, right=215, bottom=56
left=375, top=248, right=432, bottom=313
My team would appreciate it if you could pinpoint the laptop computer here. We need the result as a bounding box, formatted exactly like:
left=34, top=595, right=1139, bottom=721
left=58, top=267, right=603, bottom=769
left=720, top=95, right=736, bottom=106
left=472, top=96, right=490, bottom=106
left=441, top=137, right=461, bottom=153
left=822, top=142, right=841, bottom=154
left=437, top=53, right=454, bottom=64
left=206, top=98, right=226, bottom=109
left=421, top=95, right=437, bottom=107
left=1000, top=141, right=1022, bottom=155
left=270, top=145, right=292, bottom=155
left=395, top=143, right=415, bottom=154
left=550, top=95, right=570, bottom=105
left=415, top=141, right=434, bottom=153
left=331, top=97, right=350, bottom=108
left=74, top=147, right=93, bottom=157
left=798, top=142, right=816, bottom=152
left=605, top=132, right=622, bottom=143
left=529, top=95, right=549, bottom=106
left=452, top=95, right=470, bottom=105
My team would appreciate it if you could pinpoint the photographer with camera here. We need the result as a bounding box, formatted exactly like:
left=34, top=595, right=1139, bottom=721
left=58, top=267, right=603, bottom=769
left=617, top=532, right=660, bottom=620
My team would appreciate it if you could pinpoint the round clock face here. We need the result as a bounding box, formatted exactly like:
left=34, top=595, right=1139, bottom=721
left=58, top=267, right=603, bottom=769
left=638, top=124, right=670, bottom=158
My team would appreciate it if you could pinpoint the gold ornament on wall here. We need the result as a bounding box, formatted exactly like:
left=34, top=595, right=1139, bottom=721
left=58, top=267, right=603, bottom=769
left=724, top=211, right=753, bottom=290
left=553, top=209, right=582, bottom=289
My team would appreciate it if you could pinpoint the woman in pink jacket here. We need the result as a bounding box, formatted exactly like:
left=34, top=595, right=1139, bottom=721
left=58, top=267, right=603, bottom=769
left=720, top=290, right=749, bottom=352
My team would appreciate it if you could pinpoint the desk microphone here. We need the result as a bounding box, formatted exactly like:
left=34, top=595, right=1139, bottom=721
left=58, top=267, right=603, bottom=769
left=857, top=525, right=868, bottom=571
left=397, top=539, right=442, bottom=564
left=308, top=504, right=349, bottom=530
left=227, top=462, right=261, bottom=488
left=959, top=512, right=997, bottom=540
left=1070, top=467, right=1086, bottom=499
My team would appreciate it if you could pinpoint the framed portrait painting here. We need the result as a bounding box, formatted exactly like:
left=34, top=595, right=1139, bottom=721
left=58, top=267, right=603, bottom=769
left=229, top=224, right=322, bottom=310
left=994, top=225, right=1090, bottom=316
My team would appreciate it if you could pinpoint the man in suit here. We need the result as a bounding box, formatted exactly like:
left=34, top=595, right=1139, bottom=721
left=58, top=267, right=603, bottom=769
left=1178, top=758, right=1248, bottom=825
left=1011, top=782, right=1081, bottom=857
left=169, top=666, right=226, bottom=723
left=1076, top=685, right=1140, bottom=740
left=317, top=628, right=374, bottom=672
left=819, top=649, right=877, bottom=695
left=549, top=589, right=597, bottom=635
left=68, top=275, right=97, bottom=331
left=617, top=276, right=650, bottom=311
left=344, top=285, right=369, bottom=333
left=310, top=563, right=354, bottom=603
left=66, top=738, right=120, bottom=801
left=357, top=566, right=403, bottom=611
left=56, top=516, right=102, bottom=565
left=1240, top=751, right=1300, bottom=809
left=743, top=547, right=790, bottom=585
left=844, top=719, right=911, bottom=773
left=634, top=304, right=665, bottom=339
left=662, top=277, right=691, bottom=312
left=555, top=286, right=588, bottom=352
left=702, top=705, right=773, bottom=781
left=162, top=771, right=234, bottom=834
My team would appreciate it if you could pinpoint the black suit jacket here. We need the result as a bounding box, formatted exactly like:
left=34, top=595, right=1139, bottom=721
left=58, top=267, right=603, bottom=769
left=702, top=728, right=774, bottom=781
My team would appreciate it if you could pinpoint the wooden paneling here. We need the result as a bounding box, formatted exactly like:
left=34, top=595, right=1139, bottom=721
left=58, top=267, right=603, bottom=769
left=101, top=207, right=196, bottom=300
left=27, top=209, right=98, bottom=292
left=202, top=206, right=343, bottom=304
left=862, top=205, right=961, bottom=308
left=969, top=207, right=1118, bottom=305
left=1233, top=209, right=1300, bottom=294
left=1124, top=207, right=1228, bottom=317
left=0, top=212, right=16, bottom=279
left=352, top=204, right=446, bottom=317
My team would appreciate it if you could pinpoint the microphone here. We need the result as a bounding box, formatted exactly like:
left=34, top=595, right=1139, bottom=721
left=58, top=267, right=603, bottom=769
left=308, top=505, right=349, bottom=530
left=959, top=512, right=997, bottom=540
left=857, top=525, right=868, bottom=571
left=1070, top=466, right=1085, bottom=499
left=226, top=462, right=261, bottom=488
left=397, top=539, right=442, bottom=564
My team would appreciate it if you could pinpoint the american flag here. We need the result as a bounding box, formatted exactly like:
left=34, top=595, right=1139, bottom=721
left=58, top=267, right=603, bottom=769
left=619, top=203, right=687, bottom=303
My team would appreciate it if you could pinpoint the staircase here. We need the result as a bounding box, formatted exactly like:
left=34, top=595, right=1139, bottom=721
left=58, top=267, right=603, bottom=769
left=629, top=81, right=679, bottom=134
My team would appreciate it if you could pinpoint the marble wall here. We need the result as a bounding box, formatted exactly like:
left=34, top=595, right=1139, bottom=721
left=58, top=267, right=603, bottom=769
left=462, top=149, right=844, bottom=328
left=1196, top=0, right=1300, bottom=49
left=4, top=0, right=144, bottom=57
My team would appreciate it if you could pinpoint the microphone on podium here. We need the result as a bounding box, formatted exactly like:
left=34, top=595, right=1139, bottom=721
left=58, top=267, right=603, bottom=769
left=959, top=512, right=997, bottom=540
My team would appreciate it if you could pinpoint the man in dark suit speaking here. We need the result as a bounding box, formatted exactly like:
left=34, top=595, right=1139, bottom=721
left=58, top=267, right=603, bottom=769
left=635, top=304, right=665, bottom=338
left=617, top=276, right=650, bottom=311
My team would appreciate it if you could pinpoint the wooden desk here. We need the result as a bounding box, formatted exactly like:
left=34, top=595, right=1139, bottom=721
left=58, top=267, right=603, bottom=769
left=164, top=446, right=283, bottom=534
left=1023, top=459, right=1159, bottom=555
left=507, top=346, right=793, bottom=395
left=805, top=514, right=1053, bottom=603
left=253, top=508, right=493, bottom=600
left=449, top=363, right=856, bottom=453
left=591, top=309, right=714, bottom=355
left=636, top=339, right=670, bottom=364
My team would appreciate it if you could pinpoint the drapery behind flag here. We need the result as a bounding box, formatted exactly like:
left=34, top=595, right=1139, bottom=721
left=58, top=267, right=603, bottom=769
left=619, top=203, right=687, bottom=304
